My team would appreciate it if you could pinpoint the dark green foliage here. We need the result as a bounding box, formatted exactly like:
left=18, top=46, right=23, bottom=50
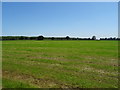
left=51, top=37, right=55, bottom=40
left=37, top=35, right=44, bottom=40
left=92, top=36, right=96, bottom=40
left=66, top=36, right=70, bottom=40
left=1, top=36, right=119, bottom=41
left=20, top=36, right=24, bottom=40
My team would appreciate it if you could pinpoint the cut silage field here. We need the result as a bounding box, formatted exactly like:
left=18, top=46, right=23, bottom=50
left=2, top=40, right=118, bottom=88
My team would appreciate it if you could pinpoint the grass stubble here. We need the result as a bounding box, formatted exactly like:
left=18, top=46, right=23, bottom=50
left=2, top=40, right=118, bottom=88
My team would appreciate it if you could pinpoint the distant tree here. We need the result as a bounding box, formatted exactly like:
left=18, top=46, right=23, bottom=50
left=0, top=36, right=2, bottom=40
left=66, top=36, right=70, bottom=40
left=20, top=36, right=24, bottom=40
left=88, top=38, right=91, bottom=40
left=60, top=38, right=62, bottom=40
left=92, top=36, right=96, bottom=40
left=109, top=37, right=113, bottom=40
left=37, top=35, right=44, bottom=40
left=30, top=37, right=33, bottom=40
left=30, top=37, right=36, bottom=40
left=51, top=37, right=55, bottom=40
left=24, top=37, right=28, bottom=40
left=105, top=38, right=107, bottom=40
left=113, top=37, right=116, bottom=40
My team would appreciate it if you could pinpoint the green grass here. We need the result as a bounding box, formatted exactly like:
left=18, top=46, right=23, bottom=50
left=2, top=40, right=118, bottom=88
left=2, top=78, right=35, bottom=88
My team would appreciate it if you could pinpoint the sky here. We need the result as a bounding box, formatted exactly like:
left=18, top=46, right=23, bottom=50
left=2, top=0, right=119, bottom=2
left=2, top=2, right=118, bottom=38
left=0, top=2, right=1, bottom=35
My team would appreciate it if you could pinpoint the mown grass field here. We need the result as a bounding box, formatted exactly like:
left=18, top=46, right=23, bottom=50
left=2, top=40, right=118, bottom=88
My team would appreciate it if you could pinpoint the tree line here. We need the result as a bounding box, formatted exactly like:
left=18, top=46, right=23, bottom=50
left=1, top=36, right=120, bottom=40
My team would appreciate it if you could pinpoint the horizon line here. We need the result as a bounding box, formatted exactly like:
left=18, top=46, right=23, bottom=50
left=0, top=35, right=119, bottom=38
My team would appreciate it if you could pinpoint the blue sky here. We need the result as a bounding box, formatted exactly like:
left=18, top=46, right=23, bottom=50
left=2, top=2, right=118, bottom=38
